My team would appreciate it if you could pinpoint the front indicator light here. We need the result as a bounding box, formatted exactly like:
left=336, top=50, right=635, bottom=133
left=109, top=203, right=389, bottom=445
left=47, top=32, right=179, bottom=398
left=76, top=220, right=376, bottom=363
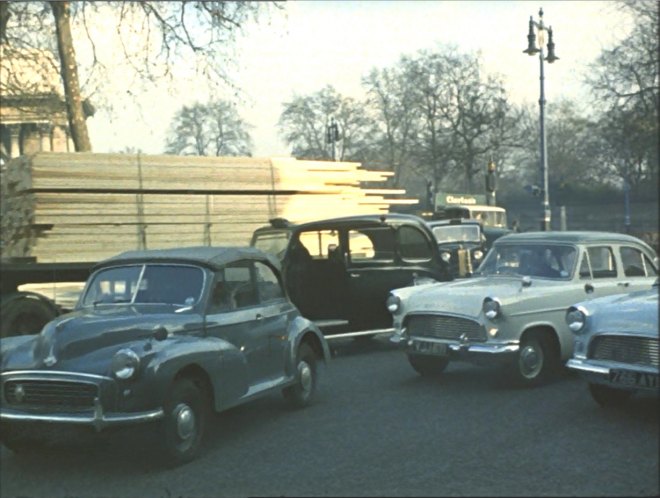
left=488, top=327, right=499, bottom=338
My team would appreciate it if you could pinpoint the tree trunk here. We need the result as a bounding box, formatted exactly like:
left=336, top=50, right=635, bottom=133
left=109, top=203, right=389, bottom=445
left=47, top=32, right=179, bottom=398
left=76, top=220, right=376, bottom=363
left=50, top=1, right=92, bottom=152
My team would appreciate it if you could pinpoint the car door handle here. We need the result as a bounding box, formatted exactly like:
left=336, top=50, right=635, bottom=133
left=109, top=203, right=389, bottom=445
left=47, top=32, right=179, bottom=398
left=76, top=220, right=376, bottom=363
left=350, top=273, right=360, bottom=278
left=617, top=282, right=630, bottom=287
left=255, top=313, right=263, bottom=320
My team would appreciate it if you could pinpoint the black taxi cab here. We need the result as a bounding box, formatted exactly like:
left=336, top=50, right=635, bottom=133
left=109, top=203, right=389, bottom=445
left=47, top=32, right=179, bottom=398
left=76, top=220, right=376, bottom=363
left=250, top=214, right=451, bottom=338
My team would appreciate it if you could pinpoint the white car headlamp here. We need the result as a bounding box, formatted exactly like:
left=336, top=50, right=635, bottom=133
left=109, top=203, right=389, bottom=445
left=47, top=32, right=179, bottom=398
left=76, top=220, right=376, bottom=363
left=566, top=306, right=588, bottom=334
left=473, top=250, right=484, bottom=261
left=440, top=251, right=451, bottom=263
left=111, top=348, right=140, bottom=379
left=482, top=297, right=501, bottom=320
left=386, top=294, right=401, bottom=314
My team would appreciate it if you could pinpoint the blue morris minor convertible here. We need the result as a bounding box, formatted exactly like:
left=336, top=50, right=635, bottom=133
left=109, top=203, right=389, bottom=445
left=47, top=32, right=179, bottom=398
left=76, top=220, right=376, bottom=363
left=565, top=282, right=659, bottom=406
left=0, top=247, right=330, bottom=465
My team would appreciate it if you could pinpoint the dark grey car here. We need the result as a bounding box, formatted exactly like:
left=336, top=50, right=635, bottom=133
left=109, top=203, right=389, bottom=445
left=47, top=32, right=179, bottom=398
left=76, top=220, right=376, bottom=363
left=0, top=246, right=330, bottom=465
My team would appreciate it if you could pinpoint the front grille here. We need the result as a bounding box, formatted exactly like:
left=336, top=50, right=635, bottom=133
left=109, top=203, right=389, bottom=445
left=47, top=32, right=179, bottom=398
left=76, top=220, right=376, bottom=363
left=589, top=335, right=659, bottom=368
left=4, top=380, right=98, bottom=409
left=406, top=314, right=486, bottom=341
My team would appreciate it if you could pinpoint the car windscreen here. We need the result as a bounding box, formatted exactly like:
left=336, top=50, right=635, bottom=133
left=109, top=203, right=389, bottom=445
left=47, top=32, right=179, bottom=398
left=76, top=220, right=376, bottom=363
left=475, top=244, right=577, bottom=279
left=432, top=225, right=481, bottom=244
left=252, top=230, right=290, bottom=259
left=81, top=264, right=205, bottom=307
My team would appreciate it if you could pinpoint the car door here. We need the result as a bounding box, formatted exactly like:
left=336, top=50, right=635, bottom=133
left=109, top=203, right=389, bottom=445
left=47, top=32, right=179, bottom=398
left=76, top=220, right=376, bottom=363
left=204, top=261, right=271, bottom=387
left=254, top=260, right=293, bottom=380
left=616, top=244, right=658, bottom=293
left=577, top=245, right=625, bottom=298
left=345, top=224, right=412, bottom=330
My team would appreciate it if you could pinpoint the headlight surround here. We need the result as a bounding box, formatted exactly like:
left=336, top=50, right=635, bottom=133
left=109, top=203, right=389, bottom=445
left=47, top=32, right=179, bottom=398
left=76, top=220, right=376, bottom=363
left=386, top=294, right=401, bottom=314
left=566, top=306, right=588, bottom=334
left=440, top=251, right=451, bottom=262
left=482, top=297, right=501, bottom=320
left=111, top=348, right=140, bottom=380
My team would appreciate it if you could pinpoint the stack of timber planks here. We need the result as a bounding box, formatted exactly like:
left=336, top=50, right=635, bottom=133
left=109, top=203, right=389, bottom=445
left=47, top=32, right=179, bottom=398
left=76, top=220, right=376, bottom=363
left=1, top=152, right=418, bottom=263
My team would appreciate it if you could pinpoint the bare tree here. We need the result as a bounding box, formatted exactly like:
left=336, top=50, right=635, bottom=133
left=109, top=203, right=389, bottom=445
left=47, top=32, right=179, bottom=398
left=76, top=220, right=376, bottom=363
left=165, top=100, right=253, bottom=156
left=2, top=1, right=280, bottom=151
left=362, top=64, right=421, bottom=187
left=586, top=0, right=659, bottom=188
left=278, top=86, right=375, bottom=162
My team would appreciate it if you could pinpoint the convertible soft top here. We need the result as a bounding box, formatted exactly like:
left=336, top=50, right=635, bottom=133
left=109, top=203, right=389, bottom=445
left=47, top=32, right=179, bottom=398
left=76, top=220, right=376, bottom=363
left=94, top=246, right=281, bottom=272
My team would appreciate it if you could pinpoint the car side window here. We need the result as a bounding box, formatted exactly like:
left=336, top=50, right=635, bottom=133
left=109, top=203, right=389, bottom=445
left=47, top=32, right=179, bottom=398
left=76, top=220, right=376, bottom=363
left=348, top=227, right=395, bottom=263
left=208, top=274, right=235, bottom=313
left=225, top=262, right=259, bottom=308
left=398, top=226, right=432, bottom=262
left=585, top=246, right=617, bottom=279
left=255, top=262, right=284, bottom=303
left=620, top=246, right=658, bottom=277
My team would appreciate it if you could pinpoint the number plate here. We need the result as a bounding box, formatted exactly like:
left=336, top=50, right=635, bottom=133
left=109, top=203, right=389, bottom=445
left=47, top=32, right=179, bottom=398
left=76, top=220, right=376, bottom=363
left=609, top=369, right=659, bottom=389
left=411, top=340, right=448, bottom=356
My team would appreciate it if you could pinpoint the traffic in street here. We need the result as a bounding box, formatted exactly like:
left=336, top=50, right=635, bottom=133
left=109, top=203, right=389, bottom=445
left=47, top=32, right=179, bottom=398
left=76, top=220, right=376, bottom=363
left=1, top=336, right=657, bottom=497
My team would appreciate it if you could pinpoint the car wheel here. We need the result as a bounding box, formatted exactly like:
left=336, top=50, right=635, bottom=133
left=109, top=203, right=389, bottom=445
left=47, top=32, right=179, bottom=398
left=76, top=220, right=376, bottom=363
left=588, top=383, right=633, bottom=407
left=160, top=378, right=209, bottom=466
left=407, top=354, right=449, bottom=376
left=512, top=334, right=556, bottom=387
left=283, top=343, right=318, bottom=408
left=1, top=297, right=58, bottom=338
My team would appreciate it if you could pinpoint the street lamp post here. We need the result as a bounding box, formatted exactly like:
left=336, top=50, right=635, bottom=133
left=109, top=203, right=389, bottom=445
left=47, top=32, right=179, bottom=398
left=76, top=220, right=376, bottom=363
left=326, top=117, right=339, bottom=161
left=523, top=8, right=558, bottom=231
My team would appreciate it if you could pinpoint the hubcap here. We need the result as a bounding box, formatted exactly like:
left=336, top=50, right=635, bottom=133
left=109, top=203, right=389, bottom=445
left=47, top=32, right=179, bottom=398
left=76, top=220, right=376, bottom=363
left=174, top=403, right=196, bottom=440
left=299, top=361, right=313, bottom=396
left=520, top=344, right=542, bottom=378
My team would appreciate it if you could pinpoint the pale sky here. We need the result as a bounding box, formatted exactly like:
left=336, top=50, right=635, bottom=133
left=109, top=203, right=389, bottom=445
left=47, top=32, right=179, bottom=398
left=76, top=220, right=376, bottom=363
left=86, top=1, right=631, bottom=158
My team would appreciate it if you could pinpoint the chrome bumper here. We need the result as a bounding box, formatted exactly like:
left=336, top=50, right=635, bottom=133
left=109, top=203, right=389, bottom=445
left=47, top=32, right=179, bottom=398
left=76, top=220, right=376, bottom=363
left=1, top=397, right=164, bottom=432
left=399, top=334, right=519, bottom=361
left=566, top=358, right=659, bottom=392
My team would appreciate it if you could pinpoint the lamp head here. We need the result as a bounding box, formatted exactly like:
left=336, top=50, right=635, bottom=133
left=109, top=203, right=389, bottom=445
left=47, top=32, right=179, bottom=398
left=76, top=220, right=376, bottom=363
left=545, top=26, right=559, bottom=63
left=523, top=17, right=540, bottom=55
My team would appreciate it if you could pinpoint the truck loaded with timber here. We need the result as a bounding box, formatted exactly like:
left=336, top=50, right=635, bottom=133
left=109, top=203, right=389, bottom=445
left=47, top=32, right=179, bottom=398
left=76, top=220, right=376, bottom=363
left=0, top=152, right=414, bottom=337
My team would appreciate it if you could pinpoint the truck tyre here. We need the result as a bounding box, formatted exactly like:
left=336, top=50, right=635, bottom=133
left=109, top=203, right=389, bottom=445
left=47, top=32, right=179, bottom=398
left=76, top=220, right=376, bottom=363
left=0, top=295, right=58, bottom=338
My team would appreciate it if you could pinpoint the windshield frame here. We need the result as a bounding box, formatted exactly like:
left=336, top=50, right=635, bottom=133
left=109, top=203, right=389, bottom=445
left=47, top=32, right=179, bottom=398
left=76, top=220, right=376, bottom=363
left=80, top=263, right=207, bottom=308
left=475, top=242, right=578, bottom=280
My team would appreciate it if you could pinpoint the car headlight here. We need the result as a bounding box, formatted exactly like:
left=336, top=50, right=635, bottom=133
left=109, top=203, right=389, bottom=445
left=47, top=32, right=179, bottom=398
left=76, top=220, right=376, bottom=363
left=386, top=294, right=401, bottom=314
left=473, top=250, right=484, bottom=260
left=482, top=297, right=501, bottom=320
left=440, top=251, right=451, bottom=262
left=112, top=348, right=140, bottom=379
left=566, top=306, right=588, bottom=334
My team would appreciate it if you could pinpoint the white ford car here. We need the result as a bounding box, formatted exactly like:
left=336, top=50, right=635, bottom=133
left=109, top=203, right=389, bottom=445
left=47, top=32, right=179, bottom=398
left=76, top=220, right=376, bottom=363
left=388, top=231, right=658, bottom=386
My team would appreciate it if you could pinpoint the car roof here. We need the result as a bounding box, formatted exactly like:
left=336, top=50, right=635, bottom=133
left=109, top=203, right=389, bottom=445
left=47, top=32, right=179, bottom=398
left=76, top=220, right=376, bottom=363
left=256, top=213, right=430, bottom=232
left=495, top=231, right=655, bottom=250
left=427, top=218, right=481, bottom=227
left=94, top=246, right=281, bottom=272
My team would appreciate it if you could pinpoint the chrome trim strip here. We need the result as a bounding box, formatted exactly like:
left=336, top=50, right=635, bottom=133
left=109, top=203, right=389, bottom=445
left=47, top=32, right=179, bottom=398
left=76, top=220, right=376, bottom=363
left=1, top=398, right=164, bottom=431
left=1, top=370, right=112, bottom=381
left=566, top=359, right=609, bottom=375
left=325, top=328, right=394, bottom=340
left=409, top=336, right=519, bottom=354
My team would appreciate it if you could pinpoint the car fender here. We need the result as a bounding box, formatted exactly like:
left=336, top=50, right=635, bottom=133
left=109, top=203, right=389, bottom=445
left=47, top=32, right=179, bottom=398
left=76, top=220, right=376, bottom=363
left=140, top=334, right=249, bottom=412
left=285, top=316, right=330, bottom=375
